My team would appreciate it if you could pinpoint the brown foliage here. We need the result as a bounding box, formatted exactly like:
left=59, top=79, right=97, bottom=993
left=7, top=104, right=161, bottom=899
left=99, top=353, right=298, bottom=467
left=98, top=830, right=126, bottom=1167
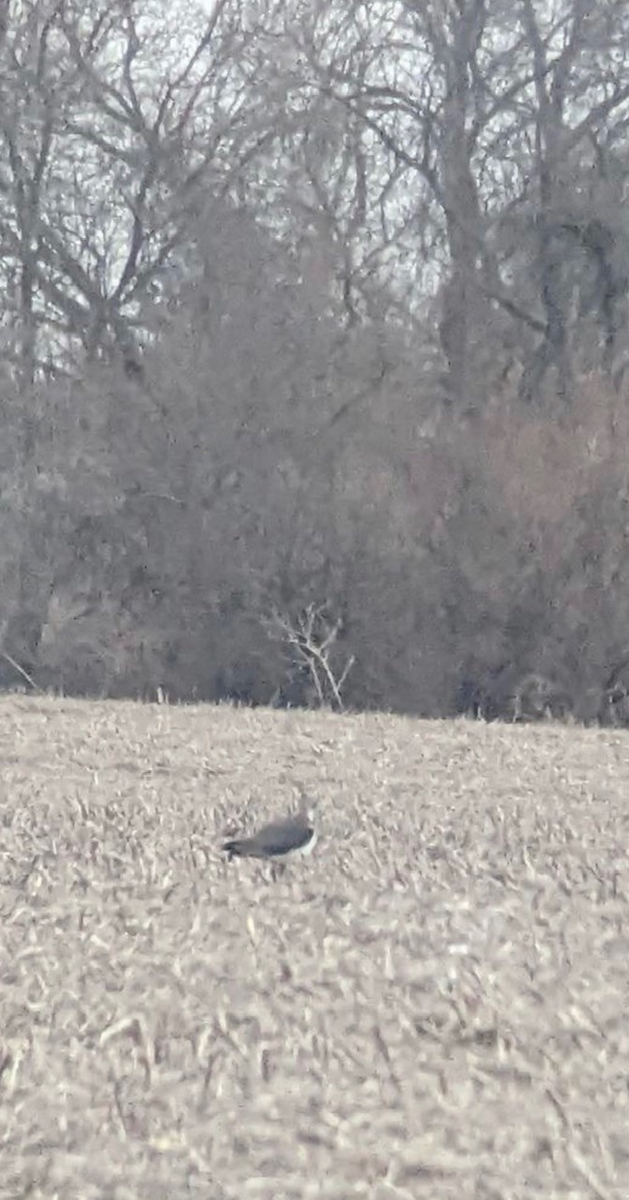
left=5, top=344, right=629, bottom=718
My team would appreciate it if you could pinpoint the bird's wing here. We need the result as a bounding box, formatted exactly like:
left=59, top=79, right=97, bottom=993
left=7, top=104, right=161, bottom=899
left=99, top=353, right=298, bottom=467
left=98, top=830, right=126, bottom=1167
left=255, top=816, right=313, bottom=855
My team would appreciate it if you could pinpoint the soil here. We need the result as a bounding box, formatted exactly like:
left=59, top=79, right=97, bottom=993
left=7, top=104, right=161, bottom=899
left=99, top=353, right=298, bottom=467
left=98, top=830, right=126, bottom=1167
left=1, top=695, right=627, bottom=1198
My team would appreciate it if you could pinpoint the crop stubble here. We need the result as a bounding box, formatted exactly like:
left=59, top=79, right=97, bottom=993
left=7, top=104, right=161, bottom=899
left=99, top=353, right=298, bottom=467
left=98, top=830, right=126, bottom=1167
left=0, top=696, right=628, bottom=1198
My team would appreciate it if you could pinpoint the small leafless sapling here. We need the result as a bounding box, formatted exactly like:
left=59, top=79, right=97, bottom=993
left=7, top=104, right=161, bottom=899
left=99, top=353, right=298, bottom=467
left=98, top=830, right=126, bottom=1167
left=266, top=602, right=355, bottom=711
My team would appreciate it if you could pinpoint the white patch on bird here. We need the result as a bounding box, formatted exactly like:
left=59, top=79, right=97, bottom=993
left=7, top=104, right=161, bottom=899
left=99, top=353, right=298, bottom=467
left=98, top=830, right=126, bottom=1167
left=298, top=826, right=318, bottom=856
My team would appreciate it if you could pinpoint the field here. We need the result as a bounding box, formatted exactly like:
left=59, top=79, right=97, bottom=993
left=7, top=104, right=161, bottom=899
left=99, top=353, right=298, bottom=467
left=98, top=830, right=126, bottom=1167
left=1, top=696, right=628, bottom=1199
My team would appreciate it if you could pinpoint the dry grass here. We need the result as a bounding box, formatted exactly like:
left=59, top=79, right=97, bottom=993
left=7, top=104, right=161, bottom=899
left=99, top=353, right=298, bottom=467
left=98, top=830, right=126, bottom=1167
left=1, top=697, right=629, bottom=1198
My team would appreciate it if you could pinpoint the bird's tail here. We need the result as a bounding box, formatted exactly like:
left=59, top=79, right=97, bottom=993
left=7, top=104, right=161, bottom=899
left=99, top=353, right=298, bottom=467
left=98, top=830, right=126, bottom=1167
left=222, top=839, right=244, bottom=861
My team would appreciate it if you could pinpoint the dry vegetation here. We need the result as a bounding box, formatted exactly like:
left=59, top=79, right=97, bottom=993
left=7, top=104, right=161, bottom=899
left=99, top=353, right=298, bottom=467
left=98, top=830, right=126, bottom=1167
left=1, top=696, right=629, bottom=1199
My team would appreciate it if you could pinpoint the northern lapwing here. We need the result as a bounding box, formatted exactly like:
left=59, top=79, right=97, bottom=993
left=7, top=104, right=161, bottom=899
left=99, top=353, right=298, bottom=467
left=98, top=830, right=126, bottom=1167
left=222, top=798, right=317, bottom=868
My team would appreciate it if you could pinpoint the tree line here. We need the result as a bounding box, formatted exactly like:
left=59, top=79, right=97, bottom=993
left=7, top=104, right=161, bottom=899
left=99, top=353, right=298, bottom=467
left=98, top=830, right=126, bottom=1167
left=2, top=0, right=629, bottom=723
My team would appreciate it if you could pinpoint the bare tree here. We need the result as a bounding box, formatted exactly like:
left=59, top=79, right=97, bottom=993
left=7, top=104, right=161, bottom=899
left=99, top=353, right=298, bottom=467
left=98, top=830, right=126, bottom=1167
left=266, top=602, right=355, bottom=711
left=272, top=0, right=629, bottom=406
left=0, top=0, right=285, bottom=391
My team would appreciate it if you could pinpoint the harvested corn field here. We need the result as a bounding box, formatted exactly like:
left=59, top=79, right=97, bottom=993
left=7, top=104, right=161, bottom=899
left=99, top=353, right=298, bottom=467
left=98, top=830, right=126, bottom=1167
left=1, top=696, right=628, bottom=1199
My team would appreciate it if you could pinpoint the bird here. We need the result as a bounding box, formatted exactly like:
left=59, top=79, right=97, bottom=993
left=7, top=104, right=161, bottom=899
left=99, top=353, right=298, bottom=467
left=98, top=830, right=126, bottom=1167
left=222, top=799, right=317, bottom=865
